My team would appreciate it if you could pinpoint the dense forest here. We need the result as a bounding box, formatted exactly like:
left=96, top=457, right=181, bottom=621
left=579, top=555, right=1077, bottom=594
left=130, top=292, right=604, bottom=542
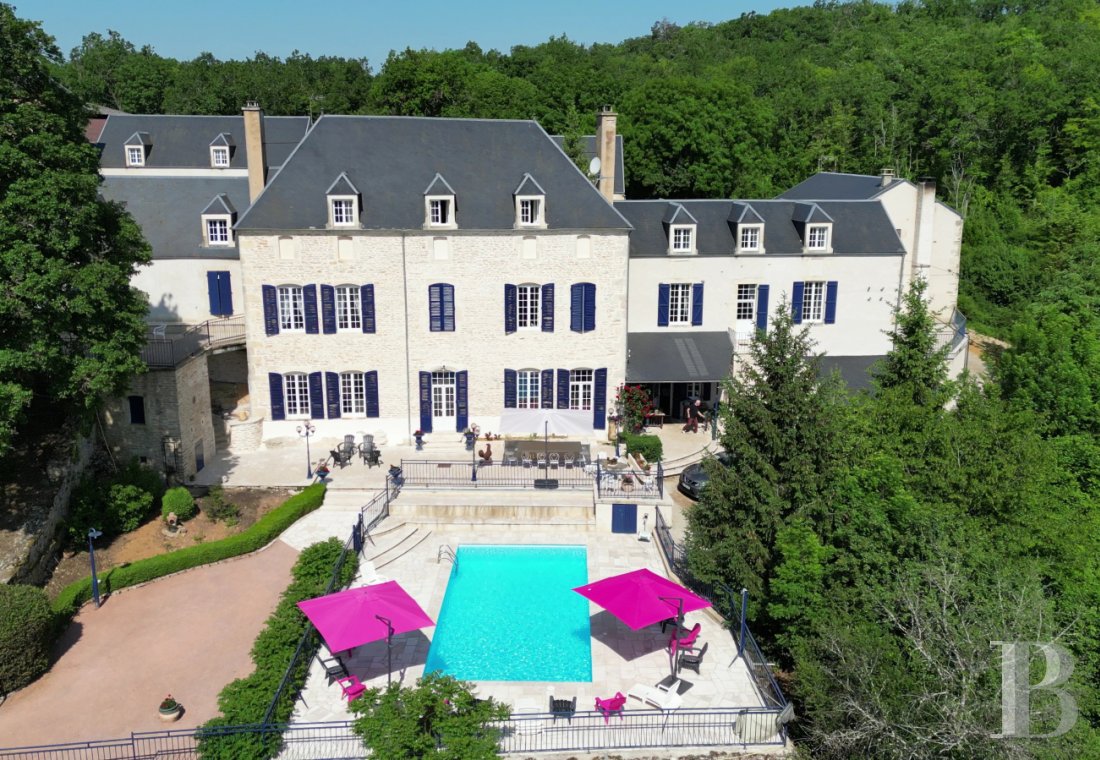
left=27, top=1, right=1100, bottom=756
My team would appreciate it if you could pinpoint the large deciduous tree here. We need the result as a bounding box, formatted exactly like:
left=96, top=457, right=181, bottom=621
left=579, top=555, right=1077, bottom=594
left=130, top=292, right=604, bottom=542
left=0, top=4, right=150, bottom=455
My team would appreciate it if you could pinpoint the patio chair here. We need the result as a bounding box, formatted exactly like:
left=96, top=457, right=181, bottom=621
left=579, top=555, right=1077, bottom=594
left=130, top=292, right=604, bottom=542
left=362, top=446, right=382, bottom=468
left=344, top=434, right=356, bottom=446
left=521, top=452, right=532, bottom=468
left=594, top=692, right=626, bottom=723
left=330, top=448, right=351, bottom=469
left=318, top=654, right=348, bottom=685
left=548, top=695, right=577, bottom=723
left=337, top=675, right=366, bottom=702
left=668, top=622, right=702, bottom=654
left=505, top=452, right=518, bottom=467
left=678, top=641, right=709, bottom=674
left=562, top=453, right=575, bottom=468
left=627, top=680, right=683, bottom=711
left=548, top=452, right=559, bottom=468
left=536, top=452, right=547, bottom=467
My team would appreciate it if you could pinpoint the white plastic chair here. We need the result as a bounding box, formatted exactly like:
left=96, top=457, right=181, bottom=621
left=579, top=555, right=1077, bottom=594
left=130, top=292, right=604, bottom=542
left=549, top=452, right=560, bottom=468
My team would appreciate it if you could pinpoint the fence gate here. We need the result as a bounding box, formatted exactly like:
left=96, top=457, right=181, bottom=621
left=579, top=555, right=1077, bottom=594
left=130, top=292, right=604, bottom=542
left=611, top=503, right=637, bottom=533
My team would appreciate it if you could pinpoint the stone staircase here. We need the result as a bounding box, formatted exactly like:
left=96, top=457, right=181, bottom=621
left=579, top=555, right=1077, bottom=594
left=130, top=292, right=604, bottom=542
left=279, top=487, right=386, bottom=551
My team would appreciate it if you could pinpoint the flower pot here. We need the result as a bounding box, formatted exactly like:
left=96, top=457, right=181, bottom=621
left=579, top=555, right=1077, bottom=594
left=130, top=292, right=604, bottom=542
left=158, top=704, right=182, bottom=722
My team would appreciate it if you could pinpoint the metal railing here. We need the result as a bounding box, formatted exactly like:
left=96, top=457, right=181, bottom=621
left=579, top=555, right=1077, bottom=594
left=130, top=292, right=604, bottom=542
left=934, top=306, right=968, bottom=354
left=141, top=316, right=246, bottom=368
left=399, top=459, right=593, bottom=490
left=595, top=460, right=664, bottom=500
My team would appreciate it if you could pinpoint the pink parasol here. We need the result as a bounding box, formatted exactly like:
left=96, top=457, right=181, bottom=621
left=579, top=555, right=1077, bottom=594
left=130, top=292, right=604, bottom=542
left=572, top=568, right=711, bottom=630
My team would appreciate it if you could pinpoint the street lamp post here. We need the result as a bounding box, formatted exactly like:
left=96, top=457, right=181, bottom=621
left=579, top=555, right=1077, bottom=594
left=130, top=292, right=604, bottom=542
left=87, top=528, right=103, bottom=607
left=296, top=421, right=316, bottom=480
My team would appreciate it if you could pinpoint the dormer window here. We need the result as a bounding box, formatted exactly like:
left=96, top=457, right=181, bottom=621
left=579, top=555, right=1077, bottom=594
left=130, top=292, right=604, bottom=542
left=739, top=224, right=763, bottom=252
left=124, top=131, right=151, bottom=167
left=514, top=173, right=547, bottom=228
left=326, top=172, right=361, bottom=228
left=664, top=202, right=698, bottom=255
left=792, top=202, right=834, bottom=254
left=211, top=146, right=230, bottom=167
left=671, top=226, right=694, bottom=252
left=729, top=202, right=766, bottom=254
left=423, top=173, right=457, bottom=229
left=429, top=198, right=451, bottom=225
left=519, top=198, right=542, bottom=225
left=200, top=194, right=236, bottom=247
left=205, top=217, right=231, bottom=245
left=807, top=225, right=829, bottom=250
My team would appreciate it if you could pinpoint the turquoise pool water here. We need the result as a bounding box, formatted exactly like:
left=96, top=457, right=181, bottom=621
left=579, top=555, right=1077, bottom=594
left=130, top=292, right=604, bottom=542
left=425, top=545, right=592, bottom=682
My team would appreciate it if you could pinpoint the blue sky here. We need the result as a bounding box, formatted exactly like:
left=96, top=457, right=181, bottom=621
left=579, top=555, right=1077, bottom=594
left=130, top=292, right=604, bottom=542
left=15, top=0, right=800, bottom=65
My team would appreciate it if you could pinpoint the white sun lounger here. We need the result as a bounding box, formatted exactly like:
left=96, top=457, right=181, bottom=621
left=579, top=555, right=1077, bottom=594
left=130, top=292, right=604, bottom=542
left=626, top=680, right=683, bottom=710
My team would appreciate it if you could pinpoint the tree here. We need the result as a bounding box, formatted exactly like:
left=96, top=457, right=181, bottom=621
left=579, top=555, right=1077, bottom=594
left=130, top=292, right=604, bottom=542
left=60, top=30, right=175, bottom=113
left=873, top=278, right=952, bottom=407
left=0, top=4, right=151, bottom=456
left=350, top=672, right=509, bottom=759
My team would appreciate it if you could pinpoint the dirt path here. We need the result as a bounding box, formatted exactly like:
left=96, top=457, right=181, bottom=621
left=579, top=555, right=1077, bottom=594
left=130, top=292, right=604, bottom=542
left=0, top=540, right=298, bottom=747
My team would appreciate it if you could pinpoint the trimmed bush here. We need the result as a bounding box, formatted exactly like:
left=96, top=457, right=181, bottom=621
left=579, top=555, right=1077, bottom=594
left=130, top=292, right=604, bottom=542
left=162, top=486, right=196, bottom=520
left=204, top=486, right=239, bottom=523
left=0, top=585, right=54, bottom=692
left=64, top=458, right=165, bottom=543
left=53, top=483, right=327, bottom=622
left=623, top=432, right=663, bottom=462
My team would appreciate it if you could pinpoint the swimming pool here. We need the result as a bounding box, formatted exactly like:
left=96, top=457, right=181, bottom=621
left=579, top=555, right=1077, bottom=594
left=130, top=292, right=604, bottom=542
left=425, top=545, right=592, bottom=682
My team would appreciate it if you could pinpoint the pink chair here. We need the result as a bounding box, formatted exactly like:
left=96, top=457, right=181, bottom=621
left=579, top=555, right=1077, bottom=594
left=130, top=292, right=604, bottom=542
left=594, top=692, right=626, bottom=723
left=337, top=675, right=366, bottom=702
left=668, top=622, right=701, bottom=654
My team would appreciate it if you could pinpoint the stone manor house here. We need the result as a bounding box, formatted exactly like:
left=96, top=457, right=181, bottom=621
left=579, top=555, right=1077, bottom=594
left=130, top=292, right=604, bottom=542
left=90, top=106, right=967, bottom=480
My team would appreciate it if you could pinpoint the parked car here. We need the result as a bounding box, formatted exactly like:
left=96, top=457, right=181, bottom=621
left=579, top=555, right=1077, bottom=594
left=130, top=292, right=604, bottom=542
left=677, top=451, right=733, bottom=500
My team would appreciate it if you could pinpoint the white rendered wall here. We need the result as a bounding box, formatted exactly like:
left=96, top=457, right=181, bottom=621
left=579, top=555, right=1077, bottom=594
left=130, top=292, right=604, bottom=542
left=133, top=259, right=243, bottom=324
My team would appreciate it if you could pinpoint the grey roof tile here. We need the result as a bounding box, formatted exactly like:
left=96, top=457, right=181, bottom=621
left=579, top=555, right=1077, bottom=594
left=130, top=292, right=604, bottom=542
left=549, top=135, right=625, bottom=196
left=209, top=132, right=235, bottom=147
left=200, top=194, right=236, bottom=215
left=791, top=202, right=833, bottom=224
left=325, top=172, right=360, bottom=195
left=124, top=131, right=152, bottom=146
left=779, top=172, right=889, bottom=200
left=424, top=173, right=456, bottom=196
left=729, top=202, right=764, bottom=224
left=513, top=173, right=546, bottom=196
left=663, top=202, right=697, bottom=225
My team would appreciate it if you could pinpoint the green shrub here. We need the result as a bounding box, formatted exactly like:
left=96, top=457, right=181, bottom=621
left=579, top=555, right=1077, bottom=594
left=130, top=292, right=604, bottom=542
left=0, top=585, right=55, bottom=692
left=204, top=486, right=240, bottom=522
left=64, top=458, right=165, bottom=543
left=162, top=486, right=196, bottom=520
left=117, top=459, right=166, bottom=504
left=108, top=483, right=154, bottom=532
left=53, top=483, right=327, bottom=622
left=624, top=433, right=663, bottom=462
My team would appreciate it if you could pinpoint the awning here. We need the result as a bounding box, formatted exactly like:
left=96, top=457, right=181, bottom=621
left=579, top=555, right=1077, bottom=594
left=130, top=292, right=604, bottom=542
left=626, top=332, right=734, bottom=383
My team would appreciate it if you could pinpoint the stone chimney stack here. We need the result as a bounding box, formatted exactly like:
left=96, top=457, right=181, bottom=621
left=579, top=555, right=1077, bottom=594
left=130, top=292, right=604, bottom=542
left=596, top=105, right=617, bottom=202
left=881, top=167, right=895, bottom=187
left=914, top=176, right=937, bottom=274
left=242, top=101, right=267, bottom=204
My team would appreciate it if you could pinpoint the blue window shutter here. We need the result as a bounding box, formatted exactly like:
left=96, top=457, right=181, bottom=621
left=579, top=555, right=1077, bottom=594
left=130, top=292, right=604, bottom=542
left=504, top=284, right=517, bottom=334
left=504, top=369, right=517, bottom=408
left=541, top=284, right=554, bottom=332
left=320, top=285, right=336, bottom=334
left=825, top=281, right=839, bottom=324
left=657, top=283, right=670, bottom=327
left=570, top=284, right=583, bottom=332
left=365, top=371, right=379, bottom=417
left=308, top=372, right=324, bottom=418
left=262, top=285, right=279, bottom=335
left=792, top=281, right=804, bottom=324
left=361, top=284, right=375, bottom=333
left=419, top=372, right=432, bottom=432
left=443, top=284, right=455, bottom=332
left=304, top=285, right=319, bottom=334
left=756, top=284, right=770, bottom=332
left=207, top=272, right=221, bottom=316
left=556, top=369, right=570, bottom=409
left=268, top=373, right=285, bottom=420
left=325, top=371, right=341, bottom=418
left=455, top=370, right=468, bottom=432
left=593, top=368, right=607, bottom=430
left=429, top=284, right=442, bottom=331
left=540, top=369, right=554, bottom=408
left=218, top=272, right=233, bottom=315
left=583, top=283, right=596, bottom=332
left=691, top=283, right=704, bottom=326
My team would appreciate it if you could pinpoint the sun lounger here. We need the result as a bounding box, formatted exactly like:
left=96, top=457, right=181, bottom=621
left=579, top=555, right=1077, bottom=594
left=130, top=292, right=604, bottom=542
left=627, top=680, right=683, bottom=711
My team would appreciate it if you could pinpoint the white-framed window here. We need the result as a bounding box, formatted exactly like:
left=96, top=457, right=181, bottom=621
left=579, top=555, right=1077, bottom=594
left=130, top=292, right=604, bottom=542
left=277, top=286, right=305, bottom=331
left=426, top=196, right=455, bottom=227
left=739, top=225, right=763, bottom=252
left=670, top=224, right=695, bottom=254
left=569, top=369, right=594, bottom=411
left=432, top=371, right=456, bottom=418
left=284, top=373, right=310, bottom=418
left=517, top=369, right=540, bottom=409
left=330, top=196, right=358, bottom=227
left=517, top=284, right=540, bottom=329
left=736, top=284, right=757, bottom=321
left=802, top=281, right=825, bottom=322
left=807, top=224, right=830, bottom=251
left=203, top=216, right=232, bottom=246
left=340, top=371, right=365, bottom=416
left=210, top=146, right=230, bottom=168
left=335, top=285, right=361, bottom=331
left=517, top=197, right=544, bottom=226
left=668, top=283, right=691, bottom=325
left=126, top=146, right=145, bottom=167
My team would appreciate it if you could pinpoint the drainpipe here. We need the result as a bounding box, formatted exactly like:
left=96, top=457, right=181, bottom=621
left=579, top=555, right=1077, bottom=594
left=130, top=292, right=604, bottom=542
left=402, top=233, right=412, bottom=441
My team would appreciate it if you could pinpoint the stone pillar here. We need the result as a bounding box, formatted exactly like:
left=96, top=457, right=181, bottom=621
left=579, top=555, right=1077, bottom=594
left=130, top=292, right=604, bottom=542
left=242, top=101, right=267, bottom=204
left=596, top=106, right=617, bottom=202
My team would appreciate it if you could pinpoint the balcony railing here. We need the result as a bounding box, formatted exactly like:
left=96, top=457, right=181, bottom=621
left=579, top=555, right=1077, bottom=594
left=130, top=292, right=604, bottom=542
left=140, top=316, right=246, bottom=368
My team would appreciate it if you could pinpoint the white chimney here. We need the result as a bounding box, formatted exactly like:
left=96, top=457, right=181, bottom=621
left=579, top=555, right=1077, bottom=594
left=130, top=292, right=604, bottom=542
left=914, top=176, right=937, bottom=274
left=596, top=105, right=617, bottom=202
left=881, top=167, right=895, bottom=187
left=242, top=101, right=268, bottom=204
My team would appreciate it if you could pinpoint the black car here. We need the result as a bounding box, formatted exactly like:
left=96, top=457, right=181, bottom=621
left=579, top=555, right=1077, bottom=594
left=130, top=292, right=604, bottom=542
left=677, top=451, right=733, bottom=500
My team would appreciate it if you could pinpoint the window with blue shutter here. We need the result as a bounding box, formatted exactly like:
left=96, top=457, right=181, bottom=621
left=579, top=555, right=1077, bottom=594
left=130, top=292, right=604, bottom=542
left=430, top=283, right=455, bottom=332
left=361, top=284, right=376, bottom=333
left=269, top=373, right=285, bottom=420
left=825, top=281, right=838, bottom=324
left=570, top=283, right=596, bottom=332
left=325, top=372, right=340, bottom=418
left=455, top=370, right=468, bottom=432
left=657, top=283, right=670, bottom=327
left=365, top=371, right=379, bottom=417
left=691, top=283, right=704, bottom=326
left=556, top=369, right=570, bottom=409
left=540, top=369, right=554, bottom=408
left=593, top=368, right=607, bottom=429
left=541, top=284, right=554, bottom=332
left=792, top=281, right=805, bottom=324
left=756, top=285, right=770, bottom=332
left=207, top=271, right=232, bottom=316
left=504, top=284, right=517, bottom=334
left=504, top=369, right=517, bottom=408
left=419, top=372, right=433, bottom=432
left=262, top=285, right=279, bottom=335
left=308, top=372, right=324, bottom=418
left=303, top=284, right=319, bottom=334
left=320, top=285, right=336, bottom=334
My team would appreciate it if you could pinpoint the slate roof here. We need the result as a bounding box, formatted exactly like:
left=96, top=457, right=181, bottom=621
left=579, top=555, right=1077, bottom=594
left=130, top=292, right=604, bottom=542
left=627, top=332, right=734, bottom=383
left=779, top=172, right=892, bottom=200
left=614, top=199, right=904, bottom=257
left=99, top=176, right=248, bottom=260
left=97, top=114, right=310, bottom=169
left=549, top=134, right=626, bottom=196
left=238, top=116, right=630, bottom=232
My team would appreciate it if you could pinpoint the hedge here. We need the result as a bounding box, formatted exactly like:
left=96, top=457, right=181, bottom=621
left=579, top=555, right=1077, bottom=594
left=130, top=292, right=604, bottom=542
left=53, top=483, right=327, bottom=622
left=623, top=432, right=663, bottom=462
left=162, top=486, right=197, bottom=520
left=0, top=585, right=54, bottom=692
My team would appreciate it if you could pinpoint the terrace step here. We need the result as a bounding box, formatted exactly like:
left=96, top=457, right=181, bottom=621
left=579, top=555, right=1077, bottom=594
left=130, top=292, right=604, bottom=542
left=364, top=525, right=422, bottom=565
left=375, top=527, right=435, bottom=570
left=389, top=488, right=596, bottom=527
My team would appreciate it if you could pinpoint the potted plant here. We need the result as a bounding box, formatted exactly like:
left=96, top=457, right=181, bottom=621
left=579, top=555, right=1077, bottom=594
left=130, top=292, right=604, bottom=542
left=413, top=429, right=425, bottom=451
left=159, top=694, right=182, bottom=722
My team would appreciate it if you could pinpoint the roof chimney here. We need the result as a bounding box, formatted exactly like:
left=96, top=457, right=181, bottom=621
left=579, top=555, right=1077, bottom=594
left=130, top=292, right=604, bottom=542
left=596, top=105, right=617, bottom=202
left=242, top=101, right=267, bottom=203
left=881, top=167, right=895, bottom=187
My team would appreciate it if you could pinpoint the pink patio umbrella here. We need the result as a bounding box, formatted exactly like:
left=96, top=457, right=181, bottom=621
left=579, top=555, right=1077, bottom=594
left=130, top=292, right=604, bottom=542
left=297, top=580, right=434, bottom=684
left=573, top=568, right=711, bottom=630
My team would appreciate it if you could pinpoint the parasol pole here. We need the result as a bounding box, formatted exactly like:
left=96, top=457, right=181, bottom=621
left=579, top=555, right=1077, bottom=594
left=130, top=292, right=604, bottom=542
left=658, top=595, right=686, bottom=677
left=377, top=614, right=395, bottom=685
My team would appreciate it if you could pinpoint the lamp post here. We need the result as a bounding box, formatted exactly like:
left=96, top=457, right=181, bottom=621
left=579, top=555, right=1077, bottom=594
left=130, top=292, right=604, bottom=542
left=471, top=431, right=477, bottom=482
left=296, top=420, right=316, bottom=480
left=87, top=528, right=103, bottom=607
